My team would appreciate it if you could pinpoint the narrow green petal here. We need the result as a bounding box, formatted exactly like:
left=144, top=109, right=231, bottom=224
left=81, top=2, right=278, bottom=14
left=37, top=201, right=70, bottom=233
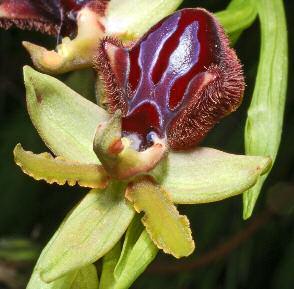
left=38, top=183, right=135, bottom=282
left=14, top=144, right=109, bottom=189
left=160, top=147, right=271, bottom=204
left=126, top=178, right=195, bottom=258
left=243, top=0, right=288, bottom=219
left=106, top=0, right=183, bottom=40
left=23, top=66, right=109, bottom=164
left=26, top=265, right=99, bottom=289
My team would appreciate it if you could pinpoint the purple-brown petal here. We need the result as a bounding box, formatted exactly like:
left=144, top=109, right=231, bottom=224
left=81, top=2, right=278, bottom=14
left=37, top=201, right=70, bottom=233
left=95, top=8, right=245, bottom=151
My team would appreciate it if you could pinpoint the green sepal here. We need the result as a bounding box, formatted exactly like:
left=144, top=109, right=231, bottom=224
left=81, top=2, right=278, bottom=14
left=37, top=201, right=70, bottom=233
left=38, top=183, right=135, bottom=282
left=93, top=111, right=167, bottom=180
left=126, top=178, right=195, bottom=258
left=243, top=0, right=288, bottom=219
left=14, top=144, right=109, bottom=189
left=161, top=147, right=271, bottom=204
left=26, top=265, right=99, bottom=289
left=23, top=66, right=109, bottom=164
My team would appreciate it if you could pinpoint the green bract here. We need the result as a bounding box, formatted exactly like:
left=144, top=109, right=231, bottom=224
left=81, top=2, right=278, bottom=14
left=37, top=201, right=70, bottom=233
left=18, top=66, right=271, bottom=288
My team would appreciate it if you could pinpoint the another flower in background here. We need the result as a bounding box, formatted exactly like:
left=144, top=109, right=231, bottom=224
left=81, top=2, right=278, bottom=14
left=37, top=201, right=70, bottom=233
left=0, top=0, right=184, bottom=73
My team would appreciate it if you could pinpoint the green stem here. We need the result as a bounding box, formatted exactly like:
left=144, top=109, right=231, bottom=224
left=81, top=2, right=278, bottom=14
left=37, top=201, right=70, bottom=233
left=243, top=0, right=288, bottom=219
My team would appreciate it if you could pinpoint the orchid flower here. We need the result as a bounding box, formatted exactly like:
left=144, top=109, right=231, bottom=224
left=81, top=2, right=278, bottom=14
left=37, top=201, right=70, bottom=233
left=5, top=5, right=273, bottom=288
left=0, top=0, right=183, bottom=73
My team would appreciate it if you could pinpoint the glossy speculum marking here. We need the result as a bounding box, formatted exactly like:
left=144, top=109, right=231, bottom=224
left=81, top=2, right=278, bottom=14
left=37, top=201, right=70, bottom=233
left=0, top=0, right=107, bottom=36
left=96, top=8, right=245, bottom=151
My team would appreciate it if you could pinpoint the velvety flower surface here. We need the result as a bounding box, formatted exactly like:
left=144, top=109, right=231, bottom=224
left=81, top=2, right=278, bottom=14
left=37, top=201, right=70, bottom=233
left=96, top=8, right=245, bottom=150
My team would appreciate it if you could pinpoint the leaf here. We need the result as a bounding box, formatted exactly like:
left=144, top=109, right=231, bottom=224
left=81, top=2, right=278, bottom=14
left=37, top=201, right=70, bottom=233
left=38, top=182, right=135, bottom=282
left=112, top=216, right=158, bottom=289
left=243, top=0, right=288, bottom=219
left=216, top=0, right=257, bottom=35
left=106, top=0, right=184, bottom=40
left=126, top=178, right=195, bottom=258
left=23, top=66, right=109, bottom=164
left=159, top=147, right=271, bottom=204
left=14, top=144, right=109, bottom=189
left=99, top=241, right=121, bottom=289
left=26, top=264, right=99, bottom=289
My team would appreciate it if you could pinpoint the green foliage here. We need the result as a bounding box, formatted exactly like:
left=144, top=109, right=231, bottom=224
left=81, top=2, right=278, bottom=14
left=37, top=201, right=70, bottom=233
left=243, top=0, right=288, bottom=218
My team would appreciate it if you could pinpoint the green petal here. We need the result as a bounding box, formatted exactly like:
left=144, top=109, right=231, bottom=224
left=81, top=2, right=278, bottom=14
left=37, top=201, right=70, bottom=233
left=106, top=0, right=183, bottom=41
left=126, top=178, right=195, bottom=258
left=23, top=66, right=109, bottom=164
left=38, top=182, right=135, bottom=282
left=26, top=265, right=99, bottom=289
left=93, top=111, right=167, bottom=180
left=243, top=0, right=288, bottom=219
left=160, top=147, right=271, bottom=204
left=112, top=216, right=158, bottom=289
left=14, top=144, right=109, bottom=189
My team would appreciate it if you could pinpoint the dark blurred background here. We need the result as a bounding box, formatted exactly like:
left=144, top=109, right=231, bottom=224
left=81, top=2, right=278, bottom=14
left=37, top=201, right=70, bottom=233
left=0, top=0, right=293, bottom=288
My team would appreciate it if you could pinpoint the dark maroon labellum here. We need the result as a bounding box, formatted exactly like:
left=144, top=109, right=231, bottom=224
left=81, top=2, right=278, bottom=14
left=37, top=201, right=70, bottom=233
left=0, top=0, right=108, bottom=36
left=96, top=8, right=245, bottom=151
